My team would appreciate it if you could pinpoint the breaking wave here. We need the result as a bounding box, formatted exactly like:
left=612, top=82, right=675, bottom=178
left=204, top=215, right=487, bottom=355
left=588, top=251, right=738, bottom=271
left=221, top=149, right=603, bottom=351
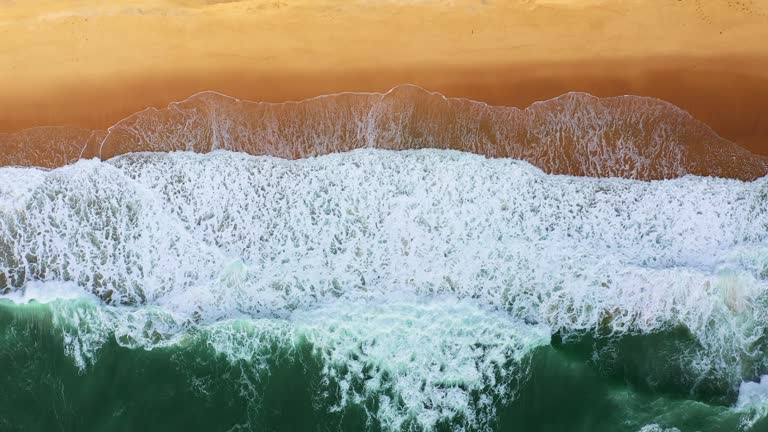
left=2, top=149, right=768, bottom=430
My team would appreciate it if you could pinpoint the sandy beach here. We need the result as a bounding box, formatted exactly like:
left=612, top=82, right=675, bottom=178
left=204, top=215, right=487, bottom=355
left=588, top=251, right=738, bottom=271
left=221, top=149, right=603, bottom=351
left=1, top=0, right=767, bottom=154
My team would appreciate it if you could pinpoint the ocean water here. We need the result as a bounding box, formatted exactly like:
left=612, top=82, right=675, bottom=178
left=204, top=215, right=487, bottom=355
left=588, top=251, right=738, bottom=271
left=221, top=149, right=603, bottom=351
left=1, top=149, right=768, bottom=431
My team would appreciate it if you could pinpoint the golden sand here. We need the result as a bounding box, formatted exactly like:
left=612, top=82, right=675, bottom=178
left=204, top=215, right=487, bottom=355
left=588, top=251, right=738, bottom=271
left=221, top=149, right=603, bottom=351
left=0, top=0, right=767, bottom=153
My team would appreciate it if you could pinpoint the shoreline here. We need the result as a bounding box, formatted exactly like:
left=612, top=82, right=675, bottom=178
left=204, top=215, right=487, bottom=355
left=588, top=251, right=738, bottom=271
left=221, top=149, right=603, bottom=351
left=2, top=81, right=766, bottom=181
left=2, top=56, right=767, bottom=155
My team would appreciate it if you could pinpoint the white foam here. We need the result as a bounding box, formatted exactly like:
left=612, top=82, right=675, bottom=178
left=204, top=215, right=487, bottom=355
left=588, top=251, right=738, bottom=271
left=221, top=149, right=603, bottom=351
left=289, top=294, right=550, bottom=430
left=638, top=425, right=682, bottom=432
left=48, top=293, right=550, bottom=430
left=737, top=375, right=768, bottom=429
left=0, top=280, right=97, bottom=304
left=2, top=149, right=768, bottom=428
left=0, top=167, right=47, bottom=211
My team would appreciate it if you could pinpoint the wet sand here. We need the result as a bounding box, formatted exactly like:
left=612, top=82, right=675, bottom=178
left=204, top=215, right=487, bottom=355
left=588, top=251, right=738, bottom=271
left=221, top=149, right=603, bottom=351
left=2, top=57, right=768, bottom=157
left=3, top=84, right=766, bottom=181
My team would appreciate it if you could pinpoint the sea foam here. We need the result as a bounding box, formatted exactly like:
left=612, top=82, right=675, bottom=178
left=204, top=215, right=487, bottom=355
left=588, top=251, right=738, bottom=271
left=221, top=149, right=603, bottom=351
left=1, top=149, right=767, bottom=429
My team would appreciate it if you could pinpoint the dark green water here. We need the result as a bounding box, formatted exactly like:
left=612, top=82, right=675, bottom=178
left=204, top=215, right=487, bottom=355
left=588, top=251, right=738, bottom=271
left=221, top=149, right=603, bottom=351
left=1, top=301, right=764, bottom=432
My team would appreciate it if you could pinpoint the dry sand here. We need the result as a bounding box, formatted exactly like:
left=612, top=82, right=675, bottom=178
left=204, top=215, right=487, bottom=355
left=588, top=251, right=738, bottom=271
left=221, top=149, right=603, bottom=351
left=1, top=0, right=767, bottom=154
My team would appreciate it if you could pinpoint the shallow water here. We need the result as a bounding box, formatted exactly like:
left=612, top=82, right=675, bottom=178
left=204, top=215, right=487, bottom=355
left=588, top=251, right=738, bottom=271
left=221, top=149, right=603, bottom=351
left=2, top=87, right=765, bottom=180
